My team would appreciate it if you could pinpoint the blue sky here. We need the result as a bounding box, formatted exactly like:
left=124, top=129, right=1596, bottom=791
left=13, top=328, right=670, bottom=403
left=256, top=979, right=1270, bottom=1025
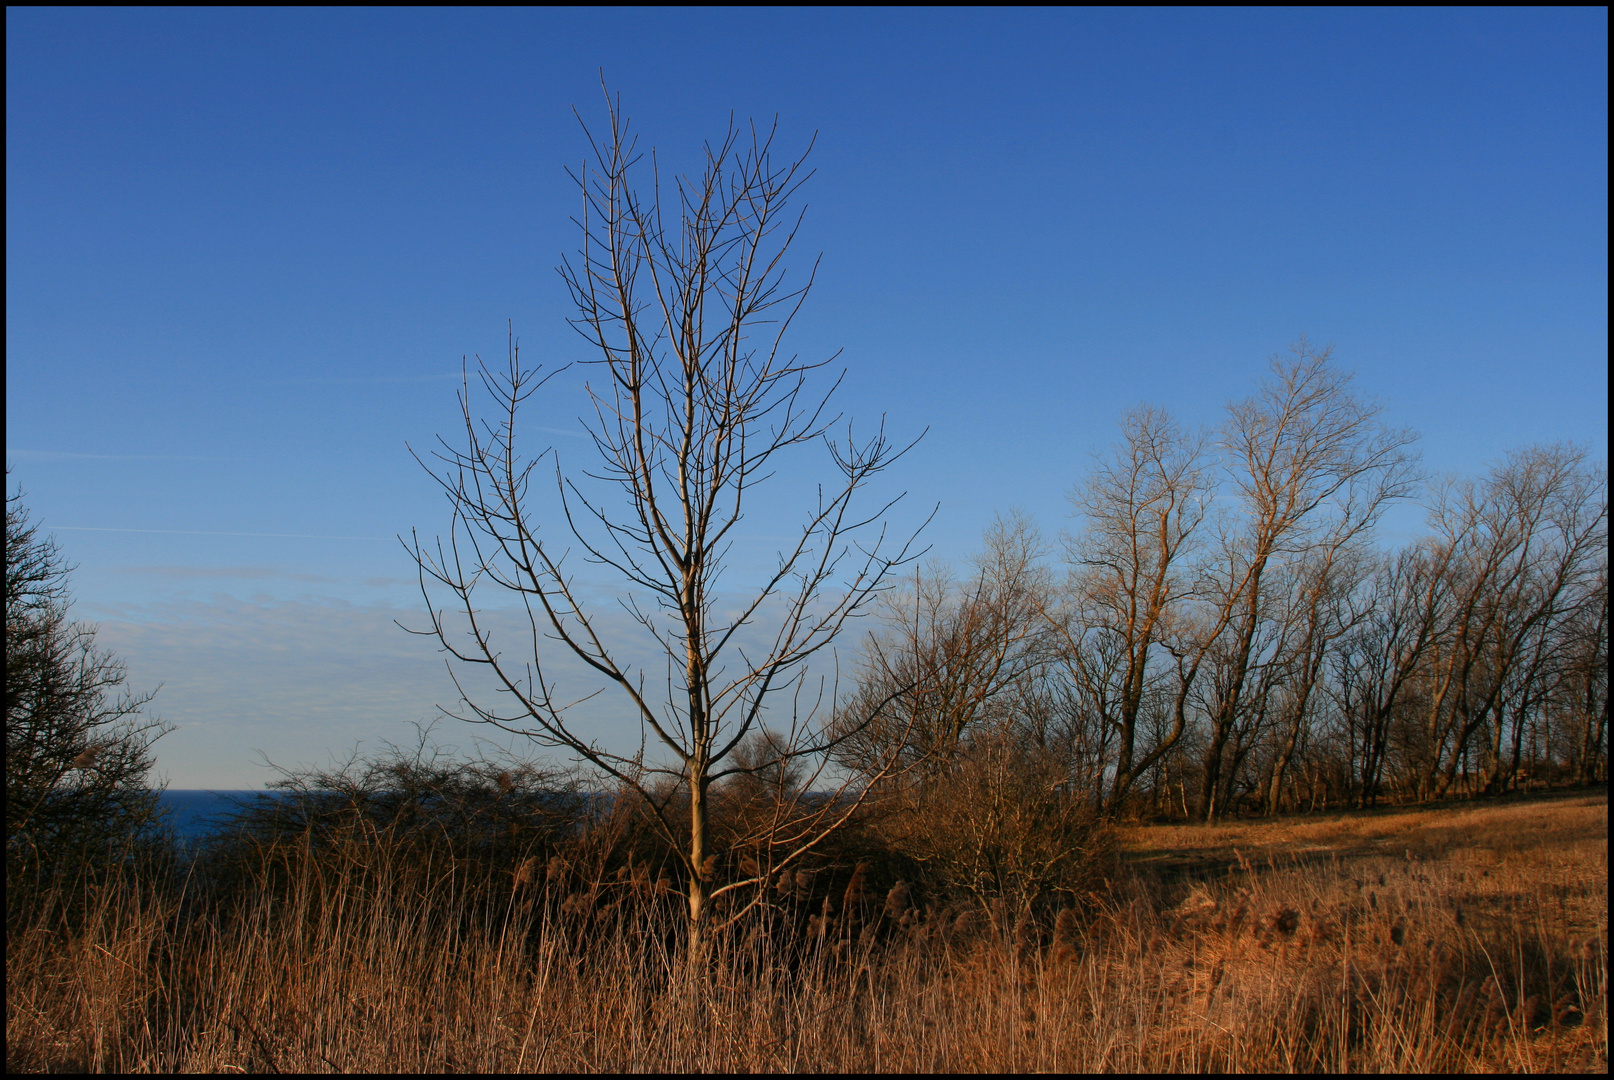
left=7, top=8, right=1607, bottom=787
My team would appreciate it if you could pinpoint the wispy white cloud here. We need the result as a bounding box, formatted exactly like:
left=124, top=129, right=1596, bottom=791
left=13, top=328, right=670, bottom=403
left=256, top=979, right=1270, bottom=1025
left=415, top=423, right=589, bottom=441
left=86, top=595, right=644, bottom=788
left=258, top=373, right=467, bottom=386
left=86, top=596, right=495, bottom=788
left=52, top=527, right=392, bottom=541
left=6, top=449, right=237, bottom=462
left=116, top=565, right=341, bottom=583
left=86, top=586, right=862, bottom=789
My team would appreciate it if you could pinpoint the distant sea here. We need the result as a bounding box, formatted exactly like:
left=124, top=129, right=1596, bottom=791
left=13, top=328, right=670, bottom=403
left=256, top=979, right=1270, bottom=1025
left=159, top=790, right=278, bottom=842
left=157, top=788, right=623, bottom=845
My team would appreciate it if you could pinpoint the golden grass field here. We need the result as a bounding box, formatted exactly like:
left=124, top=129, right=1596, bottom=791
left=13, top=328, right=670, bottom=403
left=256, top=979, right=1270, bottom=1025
left=8, top=787, right=1606, bottom=1072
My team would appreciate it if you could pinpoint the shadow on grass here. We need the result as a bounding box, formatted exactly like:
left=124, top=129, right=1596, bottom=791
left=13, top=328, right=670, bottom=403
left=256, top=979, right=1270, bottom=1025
left=1120, top=784, right=1609, bottom=892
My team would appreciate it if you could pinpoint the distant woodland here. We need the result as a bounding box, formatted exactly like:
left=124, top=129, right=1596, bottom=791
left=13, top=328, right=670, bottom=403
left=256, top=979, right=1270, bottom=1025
left=837, top=348, right=1607, bottom=825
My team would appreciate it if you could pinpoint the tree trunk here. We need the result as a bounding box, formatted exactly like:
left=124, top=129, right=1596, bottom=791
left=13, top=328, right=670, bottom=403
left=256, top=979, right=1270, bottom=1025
left=1198, top=721, right=1231, bottom=821
left=1266, top=723, right=1299, bottom=816
left=1107, top=720, right=1136, bottom=816
left=687, top=758, right=710, bottom=967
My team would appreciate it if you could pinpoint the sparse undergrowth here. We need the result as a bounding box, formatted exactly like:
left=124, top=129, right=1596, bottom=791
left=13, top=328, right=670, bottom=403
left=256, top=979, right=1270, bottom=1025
left=7, top=788, right=1605, bottom=1072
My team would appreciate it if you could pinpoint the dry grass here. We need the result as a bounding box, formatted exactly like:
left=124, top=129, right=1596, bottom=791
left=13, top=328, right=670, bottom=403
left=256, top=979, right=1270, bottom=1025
left=8, top=789, right=1606, bottom=1072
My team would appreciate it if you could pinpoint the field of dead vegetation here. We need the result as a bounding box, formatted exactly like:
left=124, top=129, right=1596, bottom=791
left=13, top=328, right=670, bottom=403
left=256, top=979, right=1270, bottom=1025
left=8, top=788, right=1606, bottom=1072
left=1108, top=788, right=1608, bottom=1072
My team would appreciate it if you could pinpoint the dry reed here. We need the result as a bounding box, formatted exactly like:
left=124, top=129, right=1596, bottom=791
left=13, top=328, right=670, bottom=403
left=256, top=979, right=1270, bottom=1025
left=7, top=789, right=1605, bottom=1072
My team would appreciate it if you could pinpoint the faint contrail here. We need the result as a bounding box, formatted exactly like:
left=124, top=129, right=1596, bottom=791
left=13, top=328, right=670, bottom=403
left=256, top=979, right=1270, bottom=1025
left=6, top=449, right=236, bottom=462
left=50, top=527, right=390, bottom=541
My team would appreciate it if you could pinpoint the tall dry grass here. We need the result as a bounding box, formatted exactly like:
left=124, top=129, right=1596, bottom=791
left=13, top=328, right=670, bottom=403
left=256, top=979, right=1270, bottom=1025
left=7, top=789, right=1605, bottom=1072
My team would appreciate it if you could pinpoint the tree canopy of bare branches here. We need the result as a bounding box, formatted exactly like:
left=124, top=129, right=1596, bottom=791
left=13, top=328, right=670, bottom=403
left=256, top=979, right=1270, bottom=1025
left=1054, top=405, right=1213, bottom=816
left=1191, top=341, right=1421, bottom=819
left=6, top=480, right=168, bottom=890
left=408, top=95, right=924, bottom=955
left=828, top=343, right=1605, bottom=831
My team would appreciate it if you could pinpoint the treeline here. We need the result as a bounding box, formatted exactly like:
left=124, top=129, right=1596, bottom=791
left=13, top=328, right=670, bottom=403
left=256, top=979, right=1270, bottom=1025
left=834, top=343, right=1608, bottom=822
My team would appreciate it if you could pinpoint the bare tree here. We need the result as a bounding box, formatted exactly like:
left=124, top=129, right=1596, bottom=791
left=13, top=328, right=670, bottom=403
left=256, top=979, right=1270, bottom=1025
left=408, top=96, right=923, bottom=959
left=833, top=513, right=1054, bottom=783
left=1194, top=341, right=1419, bottom=819
left=1562, top=566, right=1608, bottom=784
left=1330, top=540, right=1453, bottom=807
left=6, top=481, right=168, bottom=890
left=1051, top=405, right=1213, bottom=816
left=880, top=728, right=1111, bottom=917
left=831, top=517, right=1113, bottom=916
left=1261, top=543, right=1369, bottom=814
left=1415, top=446, right=1606, bottom=798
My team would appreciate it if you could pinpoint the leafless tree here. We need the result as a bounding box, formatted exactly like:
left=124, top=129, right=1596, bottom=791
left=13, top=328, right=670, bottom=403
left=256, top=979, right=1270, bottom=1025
left=6, top=481, right=168, bottom=887
left=1330, top=540, right=1453, bottom=807
left=1050, top=405, right=1214, bottom=816
left=1194, top=341, right=1420, bottom=819
left=832, top=514, right=1054, bottom=783
left=879, top=728, right=1111, bottom=916
left=1259, top=543, right=1370, bottom=814
left=407, top=95, right=923, bottom=959
left=1415, top=446, right=1606, bottom=798
left=1562, top=566, right=1608, bottom=784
